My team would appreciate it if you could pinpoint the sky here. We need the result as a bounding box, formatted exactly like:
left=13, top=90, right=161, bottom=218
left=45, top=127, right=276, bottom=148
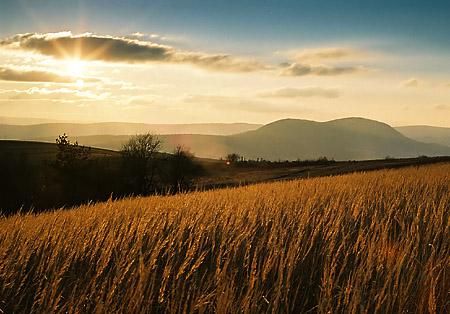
left=0, top=0, right=449, bottom=126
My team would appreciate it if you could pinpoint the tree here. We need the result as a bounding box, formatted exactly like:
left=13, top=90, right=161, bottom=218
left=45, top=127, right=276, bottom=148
left=226, top=153, right=241, bottom=163
left=54, top=134, right=91, bottom=202
left=121, top=133, right=162, bottom=194
left=55, top=134, right=91, bottom=170
left=168, top=146, right=203, bottom=192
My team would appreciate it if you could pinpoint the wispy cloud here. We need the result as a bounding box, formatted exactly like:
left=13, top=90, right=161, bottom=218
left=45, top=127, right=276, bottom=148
left=280, top=63, right=363, bottom=76
left=0, top=32, right=269, bottom=73
left=401, top=78, right=419, bottom=87
left=276, top=46, right=372, bottom=77
left=0, top=65, right=82, bottom=83
left=291, top=47, right=367, bottom=62
left=258, top=87, right=339, bottom=98
left=434, top=104, right=449, bottom=111
left=0, top=87, right=108, bottom=102
left=183, top=94, right=310, bottom=113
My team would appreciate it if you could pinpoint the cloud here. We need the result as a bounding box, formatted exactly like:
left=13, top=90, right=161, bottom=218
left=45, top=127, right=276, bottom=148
left=126, top=32, right=180, bottom=44
left=1, top=32, right=268, bottom=73
left=280, top=63, right=362, bottom=76
left=258, top=87, right=339, bottom=98
left=0, top=87, right=108, bottom=102
left=126, top=95, right=162, bottom=107
left=1, top=33, right=375, bottom=77
left=402, top=78, right=419, bottom=87
left=276, top=46, right=373, bottom=77
left=184, top=94, right=278, bottom=113
left=292, top=47, right=365, bottom=62
left=0, top=66, right=80, bottom=83
left=434, top=104, right=449, bottom=111
left=183, top=94, right=309, bottom=114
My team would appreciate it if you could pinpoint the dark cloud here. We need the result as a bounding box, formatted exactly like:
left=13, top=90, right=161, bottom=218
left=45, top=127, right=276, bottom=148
left=280, top=63, right=362, bottom=76
left=1, top=32, right=268, bottom=73
left=0, top=66, right=79, bottom=83
left=258, top=87, right=339, bottom=98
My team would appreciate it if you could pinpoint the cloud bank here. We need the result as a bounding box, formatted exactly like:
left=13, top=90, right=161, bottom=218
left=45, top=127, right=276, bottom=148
left=0, top=32, right=268, bottom=73
left=0, top=33, right=370, bottom=77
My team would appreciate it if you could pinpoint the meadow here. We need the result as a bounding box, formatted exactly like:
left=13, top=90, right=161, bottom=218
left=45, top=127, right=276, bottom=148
left=0, top=164, right=449, bottom=313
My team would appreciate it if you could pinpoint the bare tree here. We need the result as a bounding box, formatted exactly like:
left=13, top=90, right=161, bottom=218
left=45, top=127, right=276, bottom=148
left=121, top=133, right=162, bottom=194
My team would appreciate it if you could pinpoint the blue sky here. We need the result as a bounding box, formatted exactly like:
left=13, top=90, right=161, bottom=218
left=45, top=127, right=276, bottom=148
left=0, top=0, right=449, bottom=126
left=2, top=0, right=450, bottom=53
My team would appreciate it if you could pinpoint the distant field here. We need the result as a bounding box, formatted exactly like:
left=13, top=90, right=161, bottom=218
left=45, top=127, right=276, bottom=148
left=1, top=164, right=448, bottom=313
left=2, top=139, right=449, bottom=189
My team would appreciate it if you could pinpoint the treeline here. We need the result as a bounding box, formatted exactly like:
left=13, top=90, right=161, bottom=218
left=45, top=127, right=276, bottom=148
left=224, top=153, right=335, bottom=168
left=0, top=134, right=203, bottom=216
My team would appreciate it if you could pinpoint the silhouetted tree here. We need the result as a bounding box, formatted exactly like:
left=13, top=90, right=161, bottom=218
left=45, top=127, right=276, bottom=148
left=121, top=133, right=162, bottom=194
left=226, top=153, right=241, bottom=163
left=54, top=134, right=91, bottom=201
left=168, top=146, right=203, bottom=192
left=55, top=134, right=91, bottom=170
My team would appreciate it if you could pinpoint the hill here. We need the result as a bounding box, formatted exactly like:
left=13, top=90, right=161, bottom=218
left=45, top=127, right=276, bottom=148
left=0, top=121, right=261, bottom=139
left=0, top=140, right=119, bottom=162
left=395, top=125, right=450, bottom=147
left=1, top=164, right=448, bottom=313
left=225, top=118, right=450, bottom=160
left=163, top=118, right=450, bottom=160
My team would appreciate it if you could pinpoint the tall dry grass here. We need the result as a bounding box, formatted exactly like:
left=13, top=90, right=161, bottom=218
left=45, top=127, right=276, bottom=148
left=0, top=164, right=449, bottom=313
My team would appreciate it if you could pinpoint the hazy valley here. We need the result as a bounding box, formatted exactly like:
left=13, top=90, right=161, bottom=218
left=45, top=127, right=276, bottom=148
left=2, top=117, right=449, bottom=160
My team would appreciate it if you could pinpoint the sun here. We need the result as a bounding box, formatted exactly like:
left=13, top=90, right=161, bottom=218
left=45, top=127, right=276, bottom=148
left=75, top=79, right=85, bottom=88
left=65, top=59, right=85, bottom=77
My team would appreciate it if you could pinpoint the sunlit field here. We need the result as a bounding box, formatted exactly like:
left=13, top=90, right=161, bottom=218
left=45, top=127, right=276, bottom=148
left=0, top=164, right=449, bottom=313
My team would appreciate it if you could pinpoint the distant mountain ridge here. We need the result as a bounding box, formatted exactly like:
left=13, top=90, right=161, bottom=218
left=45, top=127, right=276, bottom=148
left=23, top=117, right=450, bottom=161
left=0, top=122, right=262, bottom=138
left=395, top=125, right=450, bottom=147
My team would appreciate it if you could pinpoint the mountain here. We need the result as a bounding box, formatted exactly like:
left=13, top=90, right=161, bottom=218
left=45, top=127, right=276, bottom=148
left=0, top=122, right=261, bottom=139
left=395, top=125, right=450, bottom=147
left=47, top=118, right=450, bottom=161
left=224, top=118, right=450, bottom=160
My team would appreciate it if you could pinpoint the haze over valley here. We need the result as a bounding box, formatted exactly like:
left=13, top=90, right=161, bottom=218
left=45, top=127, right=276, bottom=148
left=2, top=117, right=449, bottom=160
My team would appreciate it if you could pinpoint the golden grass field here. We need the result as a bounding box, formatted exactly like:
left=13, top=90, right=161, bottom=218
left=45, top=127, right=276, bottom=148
left=0, top=164, right=449, bottom=313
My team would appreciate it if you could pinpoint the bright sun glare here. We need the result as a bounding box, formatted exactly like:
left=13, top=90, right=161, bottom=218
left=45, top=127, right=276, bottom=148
left=65, top=59, right=85, bottom=77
